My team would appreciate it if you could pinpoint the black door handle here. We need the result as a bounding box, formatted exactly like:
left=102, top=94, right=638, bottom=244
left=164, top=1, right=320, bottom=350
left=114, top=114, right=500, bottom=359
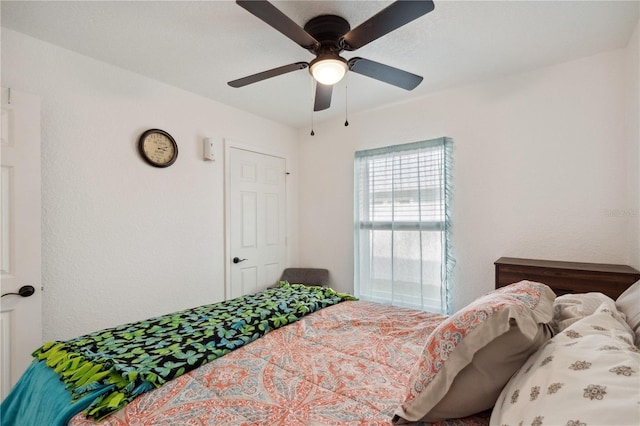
left=1, top=285, right=35, bottom=298
left=232, top=257, right=247, bottom=264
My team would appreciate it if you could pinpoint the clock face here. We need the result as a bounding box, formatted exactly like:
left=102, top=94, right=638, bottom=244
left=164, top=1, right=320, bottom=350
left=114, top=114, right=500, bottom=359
left=138, top=129, right=178, bottom=167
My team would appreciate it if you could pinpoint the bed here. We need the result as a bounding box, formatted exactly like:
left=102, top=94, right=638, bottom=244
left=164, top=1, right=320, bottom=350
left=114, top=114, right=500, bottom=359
left=2, top=259, right=639, bottom=426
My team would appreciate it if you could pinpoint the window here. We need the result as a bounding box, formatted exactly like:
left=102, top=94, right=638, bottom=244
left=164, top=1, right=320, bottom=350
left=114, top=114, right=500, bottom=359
left=354, top=137, right=453, bottom=314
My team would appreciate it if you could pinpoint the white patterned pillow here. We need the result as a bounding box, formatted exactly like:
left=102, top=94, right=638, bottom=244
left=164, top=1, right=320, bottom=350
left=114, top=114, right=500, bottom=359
left=491, top=303, right=640, bottom=426
left=553, top=292, right=629, bottom=333
left=616, top=281, right=640, bottom=346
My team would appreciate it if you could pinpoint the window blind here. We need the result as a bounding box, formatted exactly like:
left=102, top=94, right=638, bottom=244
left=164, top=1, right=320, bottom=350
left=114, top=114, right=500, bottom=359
left=354, top=137, right=453, bottom=314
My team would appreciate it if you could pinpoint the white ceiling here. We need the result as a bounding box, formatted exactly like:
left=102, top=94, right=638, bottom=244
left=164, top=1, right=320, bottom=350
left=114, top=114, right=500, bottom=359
left=2, top=1, right=638, bottom=129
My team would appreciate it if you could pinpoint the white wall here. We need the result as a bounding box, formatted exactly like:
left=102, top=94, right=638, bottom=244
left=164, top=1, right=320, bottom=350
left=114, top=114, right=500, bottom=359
left=625, top=21, right=640, bottom=268
left=298, top=40, right=639, bottom=312
left=1, top=29, right=299, bottom=341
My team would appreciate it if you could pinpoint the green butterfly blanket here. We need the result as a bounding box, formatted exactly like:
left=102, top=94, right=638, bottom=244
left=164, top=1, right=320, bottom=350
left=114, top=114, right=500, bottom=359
left=33, top=283, right=356, bottom=420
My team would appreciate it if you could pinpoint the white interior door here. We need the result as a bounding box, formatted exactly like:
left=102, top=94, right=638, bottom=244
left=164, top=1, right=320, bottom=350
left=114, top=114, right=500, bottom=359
left=0, top=88, right=42, bottom=400
left=226, top=145, right=287, bottom=299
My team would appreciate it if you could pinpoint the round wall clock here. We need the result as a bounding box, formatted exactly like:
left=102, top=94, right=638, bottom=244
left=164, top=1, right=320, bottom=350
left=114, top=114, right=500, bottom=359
left=138, top=129, right=178, bottom=168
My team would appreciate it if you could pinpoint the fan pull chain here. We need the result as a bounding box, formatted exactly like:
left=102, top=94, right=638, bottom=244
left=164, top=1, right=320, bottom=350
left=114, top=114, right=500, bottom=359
left=310, top=78, right=315, bottom=136
left=344, top=76, right=349, bottom=127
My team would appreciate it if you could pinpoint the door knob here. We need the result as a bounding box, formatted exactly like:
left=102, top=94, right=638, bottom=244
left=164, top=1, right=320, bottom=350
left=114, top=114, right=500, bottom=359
left=232, top=257, right=247, bottom=264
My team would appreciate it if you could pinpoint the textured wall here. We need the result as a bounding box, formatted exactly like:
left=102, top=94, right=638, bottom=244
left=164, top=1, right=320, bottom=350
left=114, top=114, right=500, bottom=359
left=624, top=21, right=640, bottom=268
left=2, top=29, right=299, bottom=341
left=298, top=43, right=639, bottom=312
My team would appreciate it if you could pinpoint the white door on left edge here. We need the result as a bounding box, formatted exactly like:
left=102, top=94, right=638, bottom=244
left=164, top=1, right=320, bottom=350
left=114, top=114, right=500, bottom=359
left=227, top=146, right=286, bottom=299
left=0, top=88, right=42, bottom=400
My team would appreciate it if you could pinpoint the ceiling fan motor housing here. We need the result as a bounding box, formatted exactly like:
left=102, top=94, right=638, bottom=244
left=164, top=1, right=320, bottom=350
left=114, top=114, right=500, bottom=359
left=303, top=15, right=351, bottom=53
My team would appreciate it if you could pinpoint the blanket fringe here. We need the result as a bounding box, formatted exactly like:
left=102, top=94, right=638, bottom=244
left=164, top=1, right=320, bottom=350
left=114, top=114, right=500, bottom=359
left=33, top=342, right=130, bottom=419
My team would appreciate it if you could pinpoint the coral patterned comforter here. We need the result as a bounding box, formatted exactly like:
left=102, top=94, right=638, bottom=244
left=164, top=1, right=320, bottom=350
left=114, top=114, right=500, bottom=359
left=70, top=301, right=490, bottom=425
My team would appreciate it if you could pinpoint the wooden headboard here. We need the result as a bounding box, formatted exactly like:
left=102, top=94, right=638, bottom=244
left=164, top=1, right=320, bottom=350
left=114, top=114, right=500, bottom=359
left=495, top=257, right=640, bottom=300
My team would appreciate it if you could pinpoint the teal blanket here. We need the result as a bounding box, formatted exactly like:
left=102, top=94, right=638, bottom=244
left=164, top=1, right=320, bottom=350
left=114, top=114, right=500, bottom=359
left=0, top=360, right=113, bottom=426
left=7, top=283, right=354, bottom=423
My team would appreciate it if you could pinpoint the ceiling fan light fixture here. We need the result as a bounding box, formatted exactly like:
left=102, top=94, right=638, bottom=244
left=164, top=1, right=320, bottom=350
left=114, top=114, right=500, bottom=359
left=310, top=55, right=348, bottom=85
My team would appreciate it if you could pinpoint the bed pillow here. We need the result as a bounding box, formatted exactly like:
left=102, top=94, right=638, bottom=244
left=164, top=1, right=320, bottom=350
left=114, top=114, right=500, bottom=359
left=490, top=303, right=640, bottom=426
left=552, top=292, right=625, bottom=333
left=616, top=281, right=640, bottom=346
left=393, top=281, right=555, bottom=423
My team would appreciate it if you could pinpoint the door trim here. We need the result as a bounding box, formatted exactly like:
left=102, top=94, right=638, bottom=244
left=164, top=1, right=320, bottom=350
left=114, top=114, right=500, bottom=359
left=0, top=310, right=12, bottom=398
left=0, top=87, right=42, bottom=399
left=223, top=139, right=289, bottom=300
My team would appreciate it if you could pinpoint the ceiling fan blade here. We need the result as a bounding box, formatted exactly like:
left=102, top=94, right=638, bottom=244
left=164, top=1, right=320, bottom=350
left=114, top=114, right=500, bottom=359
left=341, top=0, right=435, bottom=51
left=236, top=1, right=320, bottom=51
left=228, top=62, right=308, bottom=88
left=314, top=83, right=333, bottom=111
left=348, top=57, right=423, bottom=90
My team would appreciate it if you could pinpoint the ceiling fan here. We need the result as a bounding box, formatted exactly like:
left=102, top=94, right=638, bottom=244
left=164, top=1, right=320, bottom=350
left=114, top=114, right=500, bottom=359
left=228, top=0, right=435, bottom=112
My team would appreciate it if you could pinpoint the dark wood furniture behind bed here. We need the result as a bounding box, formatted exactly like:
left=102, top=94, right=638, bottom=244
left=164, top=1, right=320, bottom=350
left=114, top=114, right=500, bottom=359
left=495, top=257, right=640, bottom=299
